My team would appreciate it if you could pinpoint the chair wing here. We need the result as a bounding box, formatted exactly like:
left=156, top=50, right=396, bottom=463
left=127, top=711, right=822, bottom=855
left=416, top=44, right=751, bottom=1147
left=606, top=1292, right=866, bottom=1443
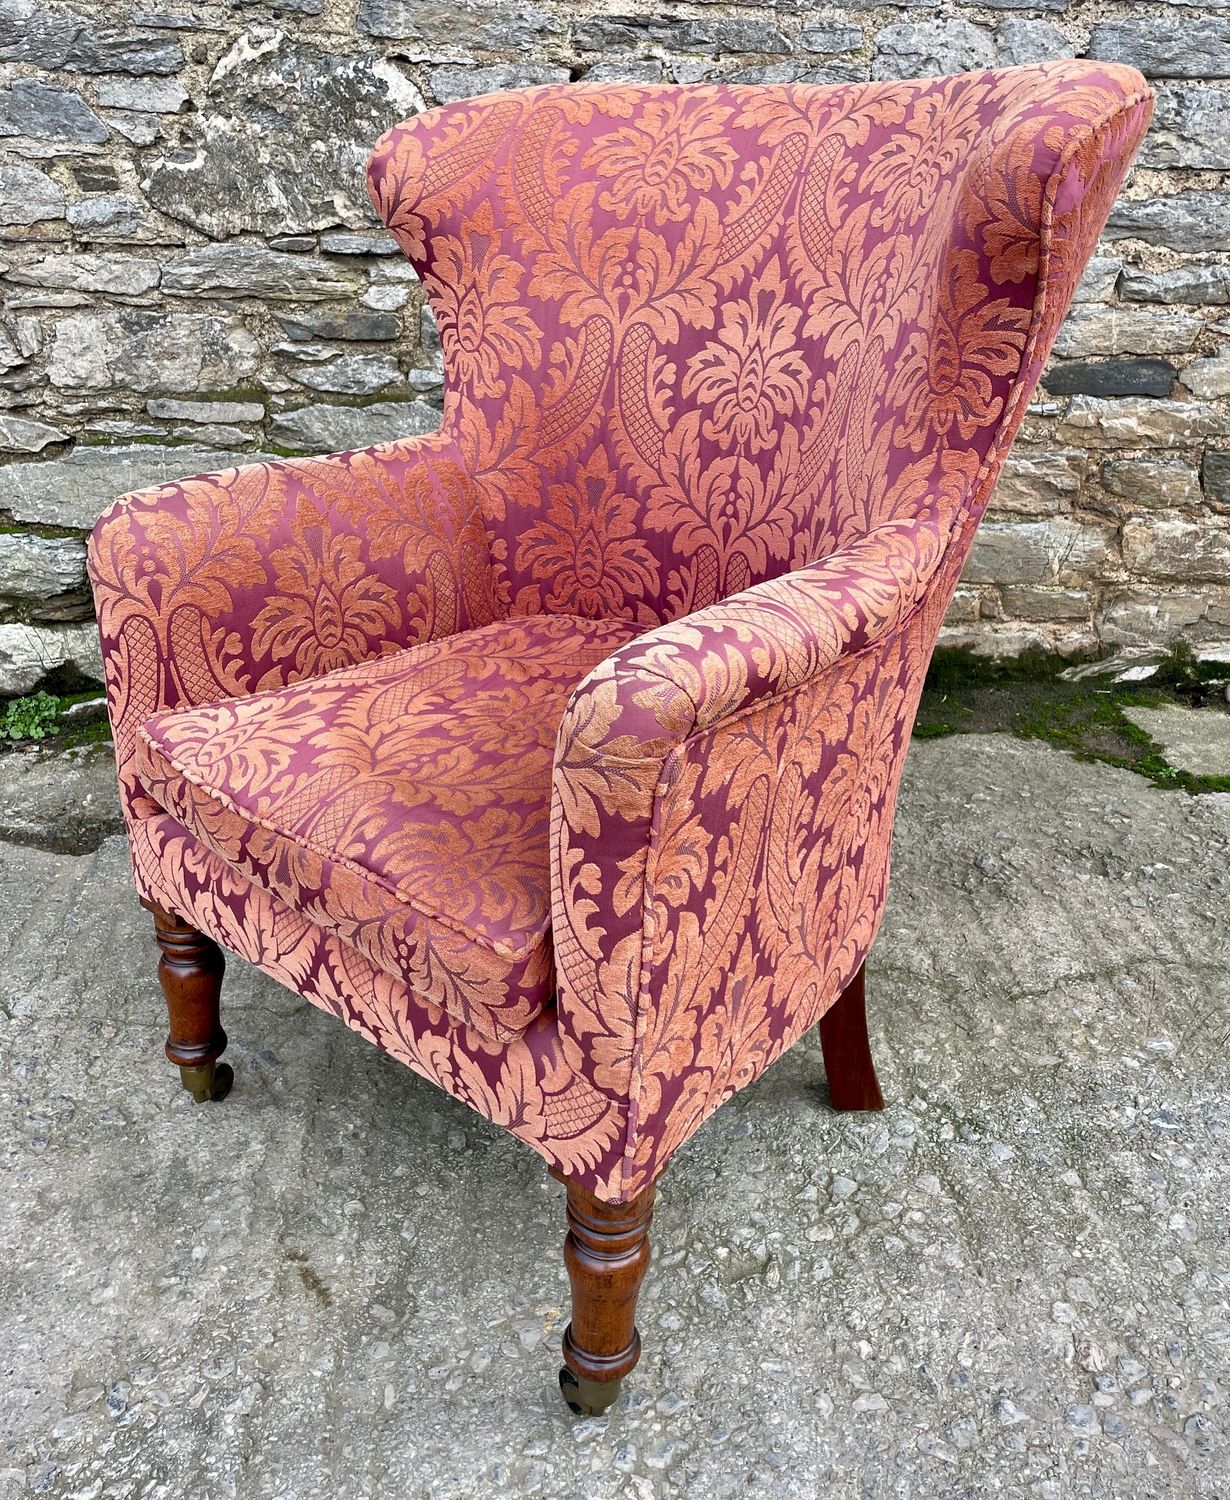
left=368, top=62, right=1152, bottom=625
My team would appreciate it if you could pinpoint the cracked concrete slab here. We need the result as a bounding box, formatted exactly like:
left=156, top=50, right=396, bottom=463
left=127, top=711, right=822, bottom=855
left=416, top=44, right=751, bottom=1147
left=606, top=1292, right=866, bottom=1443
left=1124, top=704, right=1230, bottom=778
left=1, top=735, right=1228, bottom=1498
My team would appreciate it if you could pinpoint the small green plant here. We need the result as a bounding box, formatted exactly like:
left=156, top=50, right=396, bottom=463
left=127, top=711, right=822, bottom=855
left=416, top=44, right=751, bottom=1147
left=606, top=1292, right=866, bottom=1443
left=3, top=691, right=61, bottom=741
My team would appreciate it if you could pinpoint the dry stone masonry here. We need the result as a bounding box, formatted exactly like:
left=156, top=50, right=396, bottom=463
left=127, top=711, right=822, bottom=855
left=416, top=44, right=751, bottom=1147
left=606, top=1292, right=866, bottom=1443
left=0, top=0, right=1228, bottom=694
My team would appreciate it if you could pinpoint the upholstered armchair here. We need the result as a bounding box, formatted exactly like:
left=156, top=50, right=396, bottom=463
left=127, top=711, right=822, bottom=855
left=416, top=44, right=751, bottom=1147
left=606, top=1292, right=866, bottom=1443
left=88, top=62, right=1150, bottom=1415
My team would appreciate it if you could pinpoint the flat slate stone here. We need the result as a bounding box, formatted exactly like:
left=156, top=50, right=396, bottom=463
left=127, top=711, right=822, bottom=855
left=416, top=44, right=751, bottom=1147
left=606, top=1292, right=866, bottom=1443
left=1122, top=705, right=1230, bottom=776
left=1088, top=17, right=1230, bottom=78
left=0, top=444, right=283, bottom=532
left=1042, top=358, right=1176, bottom=398
left=0, top=412, right=69, bottom=453
left=0, top=620, right=101, bottom=696
left=1201, top=449, right=1230, bottom=507
left=267, top=398, right=440, bottom=453
left=1106, top=192, right=1230, bottom=253
left=0, top=79, right=107, bottom=143
left=275, top=309, right=402, bottom=342
left=161, top=243, right=359, bottom=301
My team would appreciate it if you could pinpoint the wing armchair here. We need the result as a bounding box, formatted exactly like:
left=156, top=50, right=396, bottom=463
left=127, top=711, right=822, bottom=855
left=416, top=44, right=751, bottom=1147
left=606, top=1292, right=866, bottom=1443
left=87, top=61, right=1150, bottom=1415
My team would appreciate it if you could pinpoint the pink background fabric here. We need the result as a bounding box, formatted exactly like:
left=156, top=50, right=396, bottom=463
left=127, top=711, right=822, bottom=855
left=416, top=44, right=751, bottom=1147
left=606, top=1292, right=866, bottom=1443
left=89, top=62, right=1151, bottom=1201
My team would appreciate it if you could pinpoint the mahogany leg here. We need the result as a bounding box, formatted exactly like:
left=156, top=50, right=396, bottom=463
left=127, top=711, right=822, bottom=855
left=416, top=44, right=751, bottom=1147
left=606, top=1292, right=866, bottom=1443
left=143, top=899, right=232, bottom=1103
left=819, top=961, right=884, bottom=1112
left=555, top=1174, right=656, bottom=1417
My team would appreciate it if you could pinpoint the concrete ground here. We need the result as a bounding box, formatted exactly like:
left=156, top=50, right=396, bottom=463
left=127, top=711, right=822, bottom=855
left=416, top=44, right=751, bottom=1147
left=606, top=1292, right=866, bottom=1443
left=1, top=731, right=1228, bottom=1499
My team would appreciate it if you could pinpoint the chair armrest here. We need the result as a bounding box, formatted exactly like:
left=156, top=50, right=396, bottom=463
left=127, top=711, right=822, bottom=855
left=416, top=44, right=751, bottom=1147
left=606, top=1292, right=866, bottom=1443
left=87, top=433, right=499, bottom=824
left=550, top=511, right=952, bottom=1123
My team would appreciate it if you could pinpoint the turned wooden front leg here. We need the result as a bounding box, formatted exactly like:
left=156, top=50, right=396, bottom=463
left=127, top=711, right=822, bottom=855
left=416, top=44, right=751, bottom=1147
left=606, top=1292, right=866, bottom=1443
left=555, top=1175, right=656, bottom=1417
left=819, top=960, right=884, bottom=1112
left=142, top=899, right=232, bottom=1103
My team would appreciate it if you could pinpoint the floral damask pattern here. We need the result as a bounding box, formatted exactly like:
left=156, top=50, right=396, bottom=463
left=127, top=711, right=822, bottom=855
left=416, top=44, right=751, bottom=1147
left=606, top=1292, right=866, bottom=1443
left=135, top=614, right=638, bottom=1040
left=89, top=62, right=1151, bottom=1203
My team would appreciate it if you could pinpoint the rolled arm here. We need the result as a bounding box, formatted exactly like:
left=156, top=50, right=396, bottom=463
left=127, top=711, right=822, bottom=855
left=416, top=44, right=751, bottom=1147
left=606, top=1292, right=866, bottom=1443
left=87, top=433, right=499, bottom=824
left=550, top=512, right=952, bottom=1143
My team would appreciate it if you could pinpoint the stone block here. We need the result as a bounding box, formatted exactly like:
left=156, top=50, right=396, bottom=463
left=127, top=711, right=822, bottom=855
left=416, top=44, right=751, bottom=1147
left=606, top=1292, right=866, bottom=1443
left=1101, top=458, right=1203, bottom=509
left=146, top=398, right=265, bottom=425
left=48, top=309, right=258, bottom=394
left=0, top=80, right=106, bottom=144
left=1201, top=450, right=1230, bottom=509
left=0, top=445, right=282, bottom=531
left=1088, top=18, right=1230, bottom=78
left=289, top=354, right=402, bottom=395
left=1182, top=347, right=1230, bottom=400
left=1042, top=359, right=1176, bottom=399
left=94, top=77, right=190, bottom=114
left=0, top=0, right=79, bottom=67
left=65, top=195, right=174, bottom=244
left=1140, top=84, right=1230, bottom=169
left=998, top=586, right=1093, bottom=623
left=963, top=518, right=1116, bottom=586
left=1106, top=193, right=1230, bottom=253
left=162, top=244, right=359, bottom=301
left=990, top=449, right=1084, bottom=516
left=1059, top=397, right=1229, bottom=446
left=573, top=15, right=790, bottom=55
left=0, top=533, right=87, bottom=600
left=276, top=309, right=403, bottom=342
left=429, top=62, right=571, bottom=103
left=0, top=163, right=64, bottom=226
left=1050, top=306, right=1202, bottom=359
left=1120, top=265, right=1230, bottom=305
left=1099, top=589, right=1210, bottom=645
left=6, top=253, right=160, bottom=296
left=0, top=413, right=69, bottom=453
left=994, top=19, right=1073, bottom=65
left=1073, top=258, right=1122, bottom=303
left=319, top=231, right=399, bottom=257
left=64, top=29, right=184, bottom=75
left=872, top=19, right=995, bottom=79
left=0, top=621, right=102, bottom=695
left=358, top=0, right=564, bottom=56
left=1122, top=516, right=1230, bottom=582
left=145, top=35, right=423, bottom=238
left=800, top=21, right=862, bottom=53
left=267, top=399, right=441, bottom=453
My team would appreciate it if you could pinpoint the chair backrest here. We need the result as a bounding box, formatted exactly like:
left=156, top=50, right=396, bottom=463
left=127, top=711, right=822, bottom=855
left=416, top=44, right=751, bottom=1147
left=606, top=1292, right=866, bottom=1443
left=368, top=62, right=1150, bottom=625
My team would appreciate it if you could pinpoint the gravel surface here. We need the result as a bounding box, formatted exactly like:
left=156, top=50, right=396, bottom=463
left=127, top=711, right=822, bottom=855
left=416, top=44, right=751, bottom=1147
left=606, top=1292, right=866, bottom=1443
left=1, top=734, right=1228, bottom=1498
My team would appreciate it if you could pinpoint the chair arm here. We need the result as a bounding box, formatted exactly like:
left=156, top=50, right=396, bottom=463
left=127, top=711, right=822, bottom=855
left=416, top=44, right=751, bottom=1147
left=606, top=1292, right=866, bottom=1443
left=550, top=511, right=951, bottom=1120
left=87, top=433, right=499, bottom=824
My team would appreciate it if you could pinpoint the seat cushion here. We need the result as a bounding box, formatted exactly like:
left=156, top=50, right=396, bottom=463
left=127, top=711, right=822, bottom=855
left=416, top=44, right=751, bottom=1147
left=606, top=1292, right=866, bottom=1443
left=135, top=614, right=640, bottom=1041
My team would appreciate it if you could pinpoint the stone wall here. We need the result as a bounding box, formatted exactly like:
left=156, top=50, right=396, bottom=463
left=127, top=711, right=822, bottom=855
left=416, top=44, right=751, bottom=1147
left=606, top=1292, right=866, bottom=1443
left=1, top=0, right=1228, bottom=694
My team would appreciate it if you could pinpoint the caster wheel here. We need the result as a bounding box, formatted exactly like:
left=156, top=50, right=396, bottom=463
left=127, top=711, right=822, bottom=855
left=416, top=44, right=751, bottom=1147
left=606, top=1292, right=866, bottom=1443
left=179, top=1061, right=233, bottom=1103
left=559, top=1366, right=621, bottom=1417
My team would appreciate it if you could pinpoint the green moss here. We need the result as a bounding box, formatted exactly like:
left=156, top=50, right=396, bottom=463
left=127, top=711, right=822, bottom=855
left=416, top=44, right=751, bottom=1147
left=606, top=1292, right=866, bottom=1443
left=916, top=646, right=1230, bottom=795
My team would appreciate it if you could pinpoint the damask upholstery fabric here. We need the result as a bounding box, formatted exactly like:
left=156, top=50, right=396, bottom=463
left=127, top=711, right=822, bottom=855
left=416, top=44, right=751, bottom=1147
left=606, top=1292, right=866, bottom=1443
left=128, top=812, right=630, bottom=1186
left=89, top=62, right=1151, bottom=1202
left=135, top=615, right=639, bottom=1040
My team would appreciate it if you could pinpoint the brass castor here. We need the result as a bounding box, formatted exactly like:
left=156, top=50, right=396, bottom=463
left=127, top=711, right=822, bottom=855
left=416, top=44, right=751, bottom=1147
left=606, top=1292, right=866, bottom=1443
left=559, top=1366, right=622, bottom=1417
left=178, top=1060, right=233, bottom=1103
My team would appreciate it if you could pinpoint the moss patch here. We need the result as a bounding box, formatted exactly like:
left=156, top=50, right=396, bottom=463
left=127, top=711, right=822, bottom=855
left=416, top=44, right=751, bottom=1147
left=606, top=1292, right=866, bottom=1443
left=917, top=647, right=1230, bottom=794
